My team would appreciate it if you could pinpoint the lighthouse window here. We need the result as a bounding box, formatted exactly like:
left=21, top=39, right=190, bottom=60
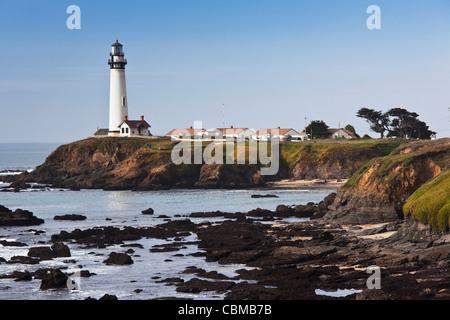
left=112, top=46, right=123, bottom=56
left=122, top=96, right=126, bottom=107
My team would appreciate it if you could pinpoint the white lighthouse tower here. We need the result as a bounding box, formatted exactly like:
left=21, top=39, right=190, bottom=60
left=108, top=40, right=128, bottom=135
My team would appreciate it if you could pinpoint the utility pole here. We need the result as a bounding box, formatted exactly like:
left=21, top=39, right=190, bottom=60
left=305, top=117, right=308, bottom=141
left=222, top=103, right=225, bottom=129
left=338, top=121, right=340, bottom=139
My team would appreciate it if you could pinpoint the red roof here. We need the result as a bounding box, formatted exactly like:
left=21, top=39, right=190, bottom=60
left=255, top=128, right=299, bottom=135
left=120, top=120, right=151, bottom=128
left=214, top=127, right=251, bottom=134
left=327, top=128, right=356, bottom=137
left=166, top=127, right=205, bottom=136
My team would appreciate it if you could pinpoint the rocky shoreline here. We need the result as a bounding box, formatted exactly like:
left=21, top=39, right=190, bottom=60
left=0, top=138, right=448, bottom=300
left=0, top=201, right=448, bottom=300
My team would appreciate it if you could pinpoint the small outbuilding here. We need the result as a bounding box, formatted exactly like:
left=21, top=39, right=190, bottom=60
left=118, top=115, right=151, bottom=137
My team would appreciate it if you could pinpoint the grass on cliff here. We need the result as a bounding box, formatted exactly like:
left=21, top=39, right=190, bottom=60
left=343, top=139, right=450, bottom=188
left=403, top=170, right=450, bottom=231
left=280, top=140, right=402, bottom=172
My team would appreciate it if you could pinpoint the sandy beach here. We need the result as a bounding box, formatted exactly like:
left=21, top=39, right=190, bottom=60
left=267, top=179, right=347, bottom=189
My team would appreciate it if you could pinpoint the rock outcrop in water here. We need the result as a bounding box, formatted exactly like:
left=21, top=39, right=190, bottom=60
left=0, top=205, right=44, bottom=227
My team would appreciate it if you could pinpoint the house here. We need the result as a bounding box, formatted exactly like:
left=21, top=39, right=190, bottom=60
left=199, top=128, right=222, bottom=139
left=253, top=127, right=302, bottom=141
left=166, top=126, right=206, bottom=140
left=118, top=116, right=151, bottom=137
left=214, top=126, right=255, bottom=140
left=327, top=128, right=357, bottom=140
left=292, top=131, right=309, bottom=141
left=93, top=128, right=110, bottom=137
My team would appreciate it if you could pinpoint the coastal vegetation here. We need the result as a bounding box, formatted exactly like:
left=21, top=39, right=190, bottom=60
left=403, top=169, right=450, bottom=231
left=326, top=138, right=449, bottom=226
left=356, top=107, right=435, bottom=139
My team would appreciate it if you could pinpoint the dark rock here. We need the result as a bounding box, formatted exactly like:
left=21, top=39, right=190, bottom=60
left=9, top=180, right=31, bottom=190
left=359, top=225, right=388, bottom=236
left=356, top=289, right=391, bottom=300
left=103, top=252, right=133, bottom=265
left=0, top=205, right=44, bottom=227
left=51, top=226, right=142, bottom=247
left=311, top=192, right=336, bottom=220
left=189, top=211, right=227, bottom=218
left=78, top=270, right=95, bottom=277
left=293, top=203, right=318, bottom=218
left=247, top=208, right=273, bottom=217
left=142, top=208, right=154, bottom=215
left=14, top=272, right=32, bottom=282
left=157, top=277, right=185, bottom=283
left=150, top=244, right=182, bottom=253
left=51, top=242, right=71, bottom=257
left=99, top=294, right=118, bottom=300
left=275, top=205, right=292, bottom=214
left=319, top=192, right=337, bottom=211
left=54, top=214, right=87, bottom=221
left=28, top=247, right=56, bottom=260
left=120, top=243, right=144, bottom=249
left=182, top=267, right=230, bottom=280
left=176, top=278, right=235, bottom=294
left=50, top=220, right=196, bottom=248
left=7, top=255, right=40, bottom=265
left=251, top=194, right=278, bottom=198
left=0, top=240, right=28, bottom=247
left=40, top=269, right=68, bottom=290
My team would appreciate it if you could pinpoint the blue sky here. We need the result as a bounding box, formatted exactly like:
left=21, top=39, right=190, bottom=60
left=1, top=0, right=449, bottom=142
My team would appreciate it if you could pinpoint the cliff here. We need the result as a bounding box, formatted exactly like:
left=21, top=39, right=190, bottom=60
left=277, top=140, right=401, bottom=180
left=13, top=137, right=264, bottom=190
left=5, top=137, right=406, bottom=191
left=324, top=139, right=450, bottom=225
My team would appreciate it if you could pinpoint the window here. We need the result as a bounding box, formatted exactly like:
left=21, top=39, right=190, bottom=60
left=126, top=128, right=129, bottom=134
left=112, top=46, right=123, bottom=56
left=121, top=128, right=124, bottom=134
left=122, top=96, right=126, bottom=107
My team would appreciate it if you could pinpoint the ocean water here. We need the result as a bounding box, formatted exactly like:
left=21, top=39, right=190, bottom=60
left=0, top=143, right=337, bottom=300
left=0, top=143, right=62, bottom=171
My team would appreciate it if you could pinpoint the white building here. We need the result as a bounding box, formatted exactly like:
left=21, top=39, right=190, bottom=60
left=254, top=127, right=303, bottom=141
left=108, top=40, right=129, bottom=136
left=119, top=115, right=151, bottom=137
left=327, top=128, right=357, bottom=139
left=95, top=40, right=151, bottom=138
left=166, top=126, right=206, bottom=140
left=214, top=126, right=255, bottom=140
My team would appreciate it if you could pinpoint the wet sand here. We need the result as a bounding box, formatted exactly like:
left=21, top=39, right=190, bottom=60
left=267, top=179, right=347, bottom=189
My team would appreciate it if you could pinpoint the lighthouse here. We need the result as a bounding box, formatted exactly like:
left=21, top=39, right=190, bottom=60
left=108, top=40, right=128, bottom=135
left=93, top=40, right=151, bottom=138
